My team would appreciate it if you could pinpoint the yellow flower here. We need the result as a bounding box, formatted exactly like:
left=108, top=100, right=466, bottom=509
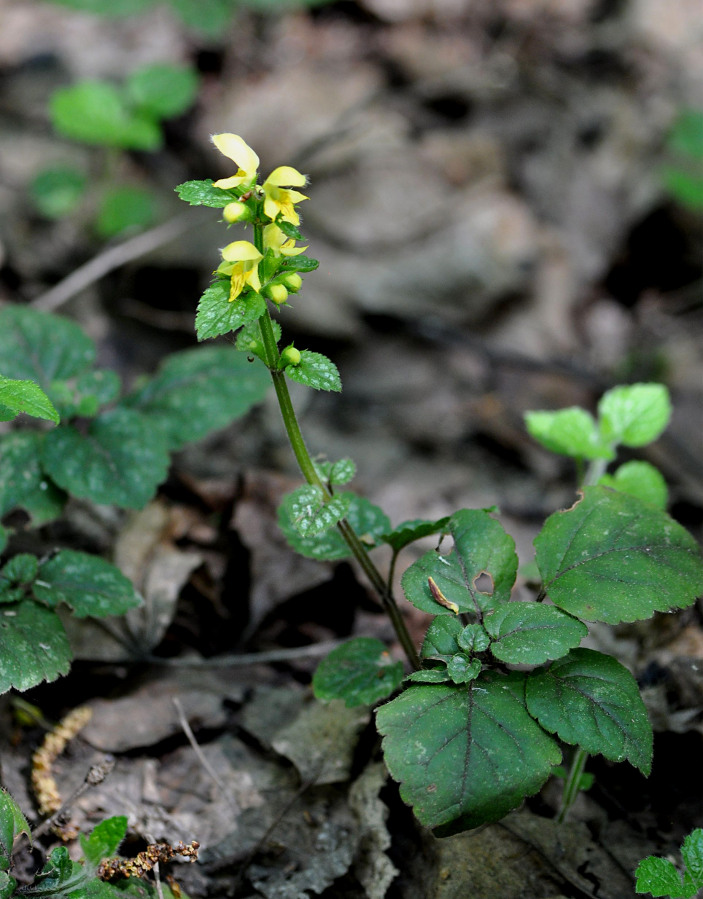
left=262, top=166, right=308, bottom=224
left=263, top=223, right=307, bottom=257
left=217, top=240, right=262, bottom=302
left=211, top=133, right=260, bottom=190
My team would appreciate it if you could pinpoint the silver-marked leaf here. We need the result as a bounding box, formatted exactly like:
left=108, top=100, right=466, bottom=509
left=402, top=509, right=518, bottom=616
left=42, top=407, right=170, bottom=509
left=485, top=603, right=587, bottom=665
left=0, top=601, right=71, bottom=694
left=279, top=492, right=390, bottom=560
left=285, top=351, right=341, bottom=392
left=535, top=486, right=703, bottom=624
left=0, top=376, right=59, bottom=424
left=598, top=383, right=671, bottom=448
left=526, top=648, right=652, bottom=774
left=34, top=550, right=141, bottom=618
left=376, top=673, right=561, bottom=834
left=313, top=638, right=403, bottom=708
left=123, top=345, right=270, bottom=449
left=284, top=485, right=350, bottom=538
left=0, top=307, right=95, bottom=387
left=0, top=790, right=30, bottom=870
left=195, top=281, right=267, bottom=341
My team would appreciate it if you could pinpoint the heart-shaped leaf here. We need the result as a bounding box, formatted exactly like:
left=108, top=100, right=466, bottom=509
left=195, top=281, right=267, bottom=341
left=313, top=638, right=403, bottom=708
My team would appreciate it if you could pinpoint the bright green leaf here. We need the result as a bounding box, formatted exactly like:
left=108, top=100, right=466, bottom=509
left=285, top=351, right=341, bottom=392
left=525, top=407, right=611, bottom=460
left=376, top=673, right=561, bottom=834
left=42, top=408, right=170, bottom=509
left=29, top=165, right=86, bottom=219
left=34, top=550, right=141, bottom=618
left=123, top=345, right=270, bottom=450
left=313, top=637, right=403, bottom=708
left=80, top=816, right=128, bottom=868
left=485, top=603, right=587, bottom=665
left=598, top=383, right=671, bottom=448
left=402, top=509, right=518, bottom=616
left=535, top=486, right=703, bottom=624
left=599, top=460, right=668, bottom=509
left=125, top=64, right=198, bottom=119
left=175, top=179, right=235, bottom=208
left=195, top=282, right=267, bottom=341
left=662, top=167, right=703, bottom=211
left=167, top=0, right=233, bottom=36
left=96, top=186, right=157, bottom=238
left=0, top=376, right=59, bottom=424
left=526, top=648, right=652, bottom=775
left=0, top=601, right=71, bottom=694
left=0, top=789, right=30, bottom=871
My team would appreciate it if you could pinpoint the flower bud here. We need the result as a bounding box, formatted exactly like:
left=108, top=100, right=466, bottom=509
left=267, top=283, right=288, bottom=305
left=282, top=273, right=303, bottom=293
left=280, top=345, right=301, bottom=367
left=223, top=201, right=250, bottom=223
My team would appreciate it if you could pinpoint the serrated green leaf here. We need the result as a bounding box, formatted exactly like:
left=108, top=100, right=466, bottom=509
left=283, top=485, right=350, bottom=537
left=376, top=674, right=561, bottom=834
left=316, top=458, right=356, bottom=486
left=125, top=64, right=198, bottom=119
left=0, top=871, right=16, bottom=899
left=485, top=603, right=587, bottom=665
left=42, top=408, right=170, bottom=509
left=279, top=254, right=319, bottom=274
left=95, top=186, right=157, bottom=238
left=636, top=855, right=693, bottom=898
left=380, top=517, right=451, bottom=553
left=599, top=460, right=668, bottom=509
left=34, top=550, right=141, bottom=618
left=525, top=407, right=611, bottom=460
left=0, top=375, right=59, bottom=423
left=457, top=623, right=490, bottom=653
left=123, top=345, right=270, bottom=450
left=0, top=789, right=30, bottom=871
left=526, top=647, right=652, bottom=774
left=80, top=816, right=128, bottom=868
left=535, top=486, right=703, bottom=624
left=598, top=383, right=671, bottom=448
left=1, top=554, right=38, bottom=585
left=50, top=81, right=162, bottom=151
left=0, top=601, right=71, bottom=693
left=0, top=307, right=95, bottom=387
left=195, top=281, right=267, bottom=341
left=175, top=179, right=235, bottom=208
left=22, top=845, right=89, bottom=897
left=313, top=637, right=403, bottom=708
left=0, top=432, right=44, bottom=517
left=682, top=830, right=703, bottom=894
left=402, top=509, right=518, bottom=617
left=278, top=492, right=390, bottom=560
left=236, top=319, right=281, bottom=359
left=286, top=351, right=341, bottom=392
left=421, top=616, right=463, bottom=661
left=446, top=655, right=481, bottom=684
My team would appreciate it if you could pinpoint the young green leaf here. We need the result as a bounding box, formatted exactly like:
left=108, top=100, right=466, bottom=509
left=0, top=376, right=59, bottom=424
left=285, top=351, right=341, bottom=392
left=402, top=509, right=518, bottom=617
left=123, top=345, right=270, bottom=450
left=175, top=179, right=236, bottom=208
left=23, top=846, right=88, bottom=897
left=125, top=64, right=198, bottom=120
left=446, top=655, right=481, bottom=684
left=282, top=485, right=350, bottom=538
left=376, top=673, right=561, bottom=834
left=320, top=458, right=356, bottom=487
left=0, top=789, right=30, bottom=871
left=635, top=855, right=694, bottom=898
left=313, top=637, right=404, bottom=708
left=535, top=486, right=703, bottom=624
left=42, top=408, right=170, bottom=509
left=421, top=616, right=463, bottom=662
left=598, top=383, right=671, bottom=448
left=484, top=603, right=587, bottom=665
left=380, top=517, right=451, bottom=553
left=195, top=282, right=267, bottom=341
left=0, top=601, right=71, bottom=693
left=80, top=816, right=128, bottom=868
left=526, top=648, right=653, bottom=775
left=525, top=407, right=612, bottom=460
left=599, top=460, right=668, bottom=509
left=278, top=493, right=391, bottom=561
left=34, top=550, right=141, bottom=618
left=0, top=307, right=95, bottom=386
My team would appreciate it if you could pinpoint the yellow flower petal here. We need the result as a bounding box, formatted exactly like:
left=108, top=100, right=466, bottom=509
left=211, top=133, right=260, bottom=174
left=221, top=240, right=262, bottom=263
left=264, top=166, right=307, bottom=188
left=213, top=175, right=247, bottom=189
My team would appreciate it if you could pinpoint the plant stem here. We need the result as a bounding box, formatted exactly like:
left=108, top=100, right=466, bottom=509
left=557, top=747, right=588, bottom=824
left=253, top=222, right=420, bottom=670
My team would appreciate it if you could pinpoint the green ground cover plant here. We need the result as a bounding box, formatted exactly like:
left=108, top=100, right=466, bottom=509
left=636, top=828, right=703, bottom=898
left=176, top=132, right=703, bottom=841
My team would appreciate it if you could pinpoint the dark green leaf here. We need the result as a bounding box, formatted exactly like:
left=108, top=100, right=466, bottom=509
left=21, top=845, right=88, bottom=897
left=598, top=383, right=671, bottom=448
left=29, top=165, right=87, bottom=219
left=76, top=369, right=122, bottom=410
left=80, top=816, right=128, bottom=868
left=457, top=623, right=490, bottom=653
left=526, top=648, right=652, bottom=775
left=95, top=186, right=157, bottom=238
left=285, top=351, right=341, bottom=392
left=313, top=638, right=403, bottom=708
left=485, top=603, right=587, bottom=665
left=0, top=789, right=30, bottom=871
left=599, top=460, right=668, bottom=509
left=1, top=554, right=38, bottom=585
left=125, top=64, right=198, bottom=119
left=0, top=307, right=95, bottom=386
left=35, top=550, right=141, bottom=618
left=279, top=254, right=319, bottom=274
left=421, top=616, right=463, bottom=661
left=402, top=509, right=518, bottom=616
left=0, top=871, right=16, bottom=899
left=376, top=673, right=561, bottom=834
left=380, top=517, right=451, bottom=553
left=42, top=408, right=170, bottom=509
left=195, top=282, right=267, bottom=341
left=525, top=407, right=612, bottom=460
left=446, top=655, right=481, bottom=684
left=0, top=601, right=71, bottom=693
left=406, top=668, right=451, bottom=684
left=175, top=179, right=235, bottom=208
left=535, top=486, right=703, bottom=624
left=0, top=432, right=43, bottom=517
left=635, top=855, right=692, bottom=898
left=275, top=219, right=303, bottom=241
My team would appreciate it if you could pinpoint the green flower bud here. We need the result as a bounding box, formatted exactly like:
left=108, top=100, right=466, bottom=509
left=223, top=201, right=250, bottom=223
left=282, top=273, right=303, bottom=293
left=267, top=283, right=289, bottom=305
left=280, top=345, right=301, bottom=367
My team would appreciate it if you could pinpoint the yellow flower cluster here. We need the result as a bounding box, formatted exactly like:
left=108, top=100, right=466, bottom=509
left=211, top=133, right=308, bottom=303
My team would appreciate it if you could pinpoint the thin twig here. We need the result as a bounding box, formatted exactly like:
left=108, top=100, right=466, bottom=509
left=32, top=757, right=115, bottom=839
left=143, top=640, right=342, bottom=668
